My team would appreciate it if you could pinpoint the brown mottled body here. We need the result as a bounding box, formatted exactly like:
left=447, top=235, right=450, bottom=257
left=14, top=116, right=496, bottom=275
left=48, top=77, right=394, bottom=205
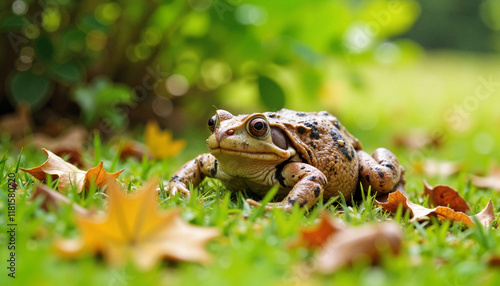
left=166, top=109, right=405, bottom=210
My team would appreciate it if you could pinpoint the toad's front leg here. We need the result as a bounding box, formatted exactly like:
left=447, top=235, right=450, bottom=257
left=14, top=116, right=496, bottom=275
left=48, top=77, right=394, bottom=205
left=247, top=162, right=327, bottom=211
left=357, top=148, right=405, bottom=196
left=165, top=153, right=219, bottom=197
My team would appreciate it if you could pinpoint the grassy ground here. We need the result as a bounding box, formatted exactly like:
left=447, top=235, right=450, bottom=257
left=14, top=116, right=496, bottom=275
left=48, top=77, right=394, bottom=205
left=1, top=52, right=500, bottom=285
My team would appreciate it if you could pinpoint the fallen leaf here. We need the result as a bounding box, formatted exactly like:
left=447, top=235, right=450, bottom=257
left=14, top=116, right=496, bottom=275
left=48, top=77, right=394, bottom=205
left=488, top=255, right=500, bottom=268
left=413, top=159, right=463, bottom=177
left=145, top=120, right=186, bottom=159
left=120, top=140, right=152, bottom=161
left=0, top=103, right=32, bottom=138
left=31, top=125, right=88, bottom=151
left=291, top=212, right=345, bottom=248
left=54, top=178, right=220, bottom=269
left=291, top=212, right=402, bottom=274
left=21, top=149, right=123, bottom=193
left=314, top=221, right=402, bottom=274
left=423, top=180, right=470, bottom=213
left=472, top=165, right=500, bottom=192
left=375, top=190, right=496, bottom=227
left=32, top=184, right=89, bottom=216
left=25, top=126, right=88, bottom=167
left=393, top=131, right=443, bottom=151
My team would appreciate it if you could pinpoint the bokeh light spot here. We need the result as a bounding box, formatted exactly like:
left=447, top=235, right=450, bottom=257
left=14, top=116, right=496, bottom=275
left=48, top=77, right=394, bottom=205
left=95, top=2, right=121, bottom=25
left=152, top=96, right=173, bottom=118
left=42, top=7, right=61, bottom=32
left=86, top=30, right=107, bottom=51
left=189, top=0, right=212, bottom=11
left=166, top=74, right=189, bottom=96
left=235, top=4, right=268, bottom=26
left=200, top=59, right=232, bottom=90
left=343, top=22, right=374, bottom=53
left=474, top=132, right=494, bottom=155
left=12, top=0, right=27, bottom=16
left=20, top=46, right=35, bottom=64
left=24, top=24, right=40, bottom=39
left=134, top=43, right=151, bottom=60
left=143, top=27, right=162, bottom=46
left=374, top=42, right=401, bottom=64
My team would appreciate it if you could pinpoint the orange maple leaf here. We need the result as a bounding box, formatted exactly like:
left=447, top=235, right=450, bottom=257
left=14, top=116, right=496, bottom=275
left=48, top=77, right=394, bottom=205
left=375, top=190, right=496, bottom=227
left=144, top=121, right=186, bottom=159
left=21, top=148, right=123, bottom=193
left=54, top=178, right=220, bottom=269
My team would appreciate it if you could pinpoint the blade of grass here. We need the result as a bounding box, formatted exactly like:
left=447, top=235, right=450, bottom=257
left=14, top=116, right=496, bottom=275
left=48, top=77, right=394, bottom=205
left=110, top=138, right=125, bottom=172
left=248, top=185, right=279, bottom=222
left=93, top=130, right=101, bottom=166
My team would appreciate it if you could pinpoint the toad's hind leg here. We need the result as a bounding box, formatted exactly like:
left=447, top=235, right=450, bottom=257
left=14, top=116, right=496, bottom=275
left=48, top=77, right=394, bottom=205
left=357, top=148, right=405, bottom=196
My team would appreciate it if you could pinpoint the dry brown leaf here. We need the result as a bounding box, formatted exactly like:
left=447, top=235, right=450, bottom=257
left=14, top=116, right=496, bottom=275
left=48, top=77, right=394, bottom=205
left=375, top=190, right=496, bottom=227
left=472, top=165, right=500, bottom=192
left=21, top=149, right=123, bottom=193
left=291, top=212, right=402, bottom=274
left=291, top=212, right=345, bottom=248
left=423, top=180, right=470, bottom=213
left=54, top=178, right=220, bottom=269
left=414, top=159, right=463, bottom=177
left=120, top=141, right=152, bottom=161
left=393, top=131, right=443, bottom=151
left=32, top=184, right=89, bottom=216
left=314, top=221, right=402, bottom=274
left=488, top=255, right=500, bottom=268
left=0, top=103, right=32, bottom=138
left=31, top=126, right=88, bottom=151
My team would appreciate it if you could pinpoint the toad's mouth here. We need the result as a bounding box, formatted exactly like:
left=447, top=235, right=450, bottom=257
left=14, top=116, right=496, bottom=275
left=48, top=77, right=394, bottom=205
left=209, top=147, right=290, bottom=161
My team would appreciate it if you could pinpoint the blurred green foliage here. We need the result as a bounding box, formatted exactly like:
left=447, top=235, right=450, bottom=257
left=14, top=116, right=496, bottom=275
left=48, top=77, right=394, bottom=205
left=0, top=0, right=435, bottom=132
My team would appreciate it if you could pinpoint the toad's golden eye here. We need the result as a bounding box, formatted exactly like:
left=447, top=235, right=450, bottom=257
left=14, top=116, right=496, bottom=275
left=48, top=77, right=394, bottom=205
left=247, top=116, right=269, bottom=137
left=208, top=115, right=219, bottom=133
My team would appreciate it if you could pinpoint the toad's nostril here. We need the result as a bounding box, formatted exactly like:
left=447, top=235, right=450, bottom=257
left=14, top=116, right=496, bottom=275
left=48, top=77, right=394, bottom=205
left=226, top=129, right=234, bottom=135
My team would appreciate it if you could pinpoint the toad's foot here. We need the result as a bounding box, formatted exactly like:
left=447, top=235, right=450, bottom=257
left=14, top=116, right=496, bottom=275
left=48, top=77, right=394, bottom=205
left=358, top=148, right=405, bottom=196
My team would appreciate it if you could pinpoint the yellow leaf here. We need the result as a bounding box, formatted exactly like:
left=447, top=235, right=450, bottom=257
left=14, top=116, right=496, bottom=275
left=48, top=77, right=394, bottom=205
left=54, top=178, right=219, bottom=270
left=21, top=148, right=123, bottom=193
left=144, top=120, right=186, bottom=159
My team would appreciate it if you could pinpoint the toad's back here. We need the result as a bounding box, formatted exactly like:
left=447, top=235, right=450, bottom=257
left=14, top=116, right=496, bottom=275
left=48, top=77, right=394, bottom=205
left=265, top=109, right=362, bottom=199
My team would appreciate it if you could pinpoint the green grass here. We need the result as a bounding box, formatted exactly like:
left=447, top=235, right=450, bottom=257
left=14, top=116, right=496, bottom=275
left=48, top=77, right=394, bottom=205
left=1, top=53, right=500, bottom=285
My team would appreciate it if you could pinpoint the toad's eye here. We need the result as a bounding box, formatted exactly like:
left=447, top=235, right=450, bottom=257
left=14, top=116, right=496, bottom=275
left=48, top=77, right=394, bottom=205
left=208, top=115, right=219, bottom=132
left=247, top=116, right=269, bottom=137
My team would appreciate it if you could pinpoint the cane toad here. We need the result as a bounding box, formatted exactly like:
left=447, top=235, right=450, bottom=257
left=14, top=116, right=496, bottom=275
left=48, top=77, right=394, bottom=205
left=166, top=109, right=404, bottom=210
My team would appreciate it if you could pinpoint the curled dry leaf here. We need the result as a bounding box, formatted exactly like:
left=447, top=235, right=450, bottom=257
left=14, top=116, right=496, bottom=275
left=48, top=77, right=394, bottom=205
left=393, top=130, right=443, bottom=151
left=472, top=165, right=500, bottom=192
left=32, top=184, right=89, bottom=216
left=375, top=190, right=496, bottom=227
left=291, top=212, right=345, bottom=248
left=423, top=180, right=470, bottom=213
left=21, top=149, right=123, bottom=193
left=29, top=126, right=88, bottom=167
left=31, top=126, right=88, bottom=151
left=292, top=212, right=403, bottom=274
left=314, top=222, right=403, bottom=274
left=0, top=103, right=32, bottom=138
left=145, top=121, right=186, bottom=159
left=413, top=159, right=463, bottom=177
left=120, top=140, right=152, bottom=161
left=54, top=178, right=220, bottom=270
